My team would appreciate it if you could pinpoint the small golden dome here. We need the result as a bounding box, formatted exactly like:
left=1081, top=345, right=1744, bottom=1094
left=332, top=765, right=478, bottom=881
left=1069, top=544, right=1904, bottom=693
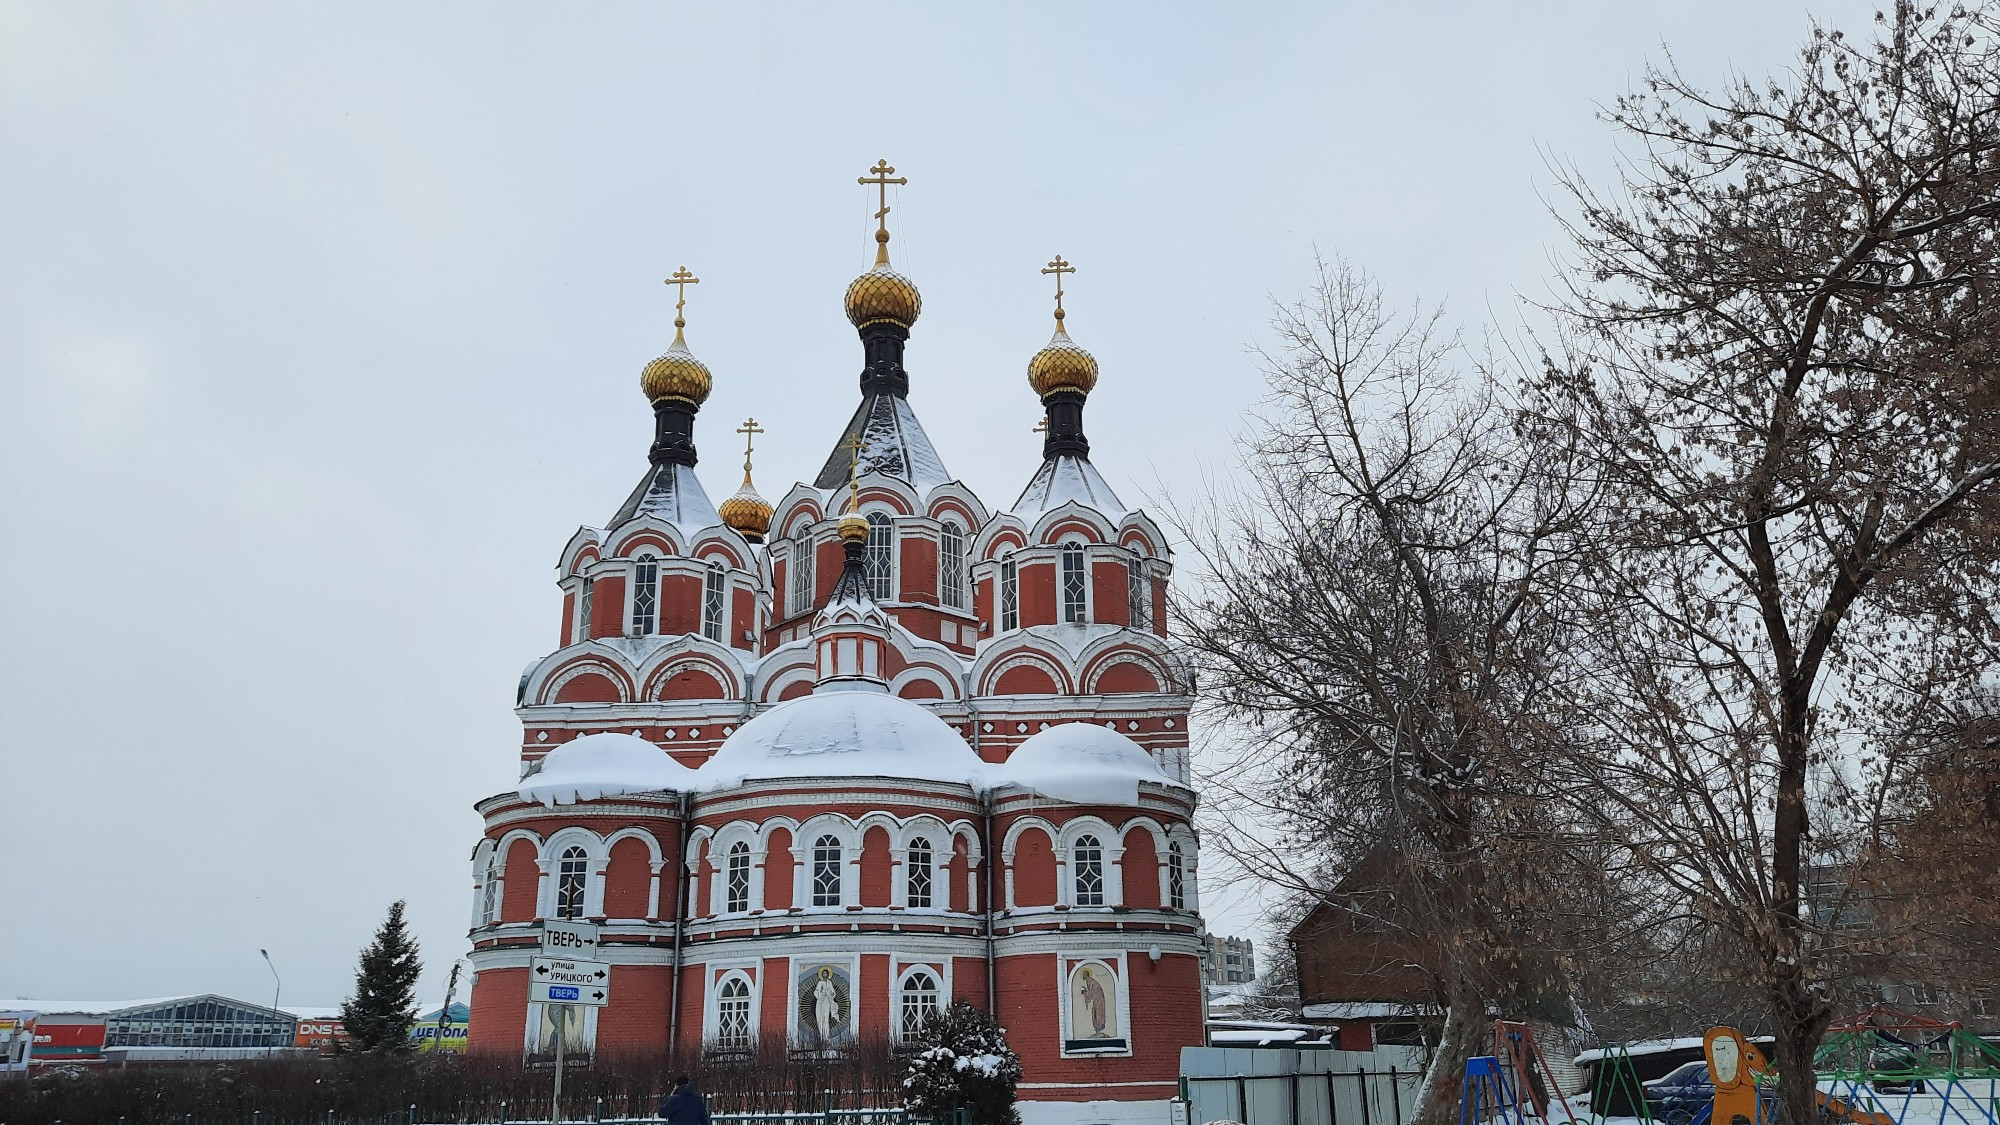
left=844, top=259, right=923, bottom=329
left=640, top=324, right=713, bottom=405
left=719, top=485, right=774, bottom=539
left=837, top=511, right=870, bottom=544
left=1027, top=320, right=1099, bottom=397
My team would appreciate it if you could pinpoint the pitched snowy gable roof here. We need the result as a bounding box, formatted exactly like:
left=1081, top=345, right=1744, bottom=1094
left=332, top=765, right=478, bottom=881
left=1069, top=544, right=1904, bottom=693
left=813, top=394, right=951, bottom=491
left=698, top=688, right=987, bottom=789
left=610, top=461, right=720, bottom=534
left=1012, top=455, right=1126, bottom=521
left=519, top=732, right=699, bottom=807
left=996, top=721, right=1177, bottom=806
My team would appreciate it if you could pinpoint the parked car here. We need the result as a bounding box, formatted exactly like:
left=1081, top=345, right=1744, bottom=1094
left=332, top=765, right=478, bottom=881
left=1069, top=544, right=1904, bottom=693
left=1642, top=1062, right=1780, bottom=1125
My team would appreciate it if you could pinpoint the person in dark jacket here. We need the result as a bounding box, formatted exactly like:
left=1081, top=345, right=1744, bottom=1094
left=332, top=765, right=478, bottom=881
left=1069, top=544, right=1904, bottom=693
left=659, top=1074, right=711, bottom=1125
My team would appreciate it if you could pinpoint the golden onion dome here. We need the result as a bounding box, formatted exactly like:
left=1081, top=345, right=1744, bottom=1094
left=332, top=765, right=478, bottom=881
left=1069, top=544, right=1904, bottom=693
left=640, top=322, right=713, bottom=405
left=837, top=511, right=870, bottom=544
left=844, top=249, right=923, bottom=329
left=1027, top=318, right=1099, bottom=397
left=719, top=484, right=774, bottom=539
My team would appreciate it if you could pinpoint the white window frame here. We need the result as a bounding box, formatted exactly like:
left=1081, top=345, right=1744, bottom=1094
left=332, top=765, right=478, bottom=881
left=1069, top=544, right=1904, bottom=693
left=896, top=968, right=942, bottom=1042
left=630, top=554, right=660, bottom=636
left=725, top=841, right=752, bottom=913
left=939, top=522, right=967, bottom=609
left=790, top=534, right=816, bottom=619
left=811, top=834, right=843, bottom=907
left=906, top=837, right=935, bottom=909
left=706, top=968, right=758, bottom=1051
left=1126, top=557, right=1149, bottom=631
left=1167, top=842, right=1186, bottom=911
left=1072, top=834, right=1106, bottom=906
left=1061, top=542, right=1089, bottom=624
left=573, top=577, right=594, bottom=644
left=702, top=564, right=726, bottom=642
left=555, top=845, right=589, bottom=919
left=864, top=513, right=895, bottom=600
left=999, top=554, right=1019, bottom=632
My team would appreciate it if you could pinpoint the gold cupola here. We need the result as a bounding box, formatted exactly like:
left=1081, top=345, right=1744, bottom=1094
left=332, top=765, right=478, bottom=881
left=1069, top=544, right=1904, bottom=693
left=640, top=267, right=714, bottom=405
left=844, top=160, right=923, bottom=329
left=1026, top=255, right=1099, bottom=396
left=718, top=418, right=774, bottom=542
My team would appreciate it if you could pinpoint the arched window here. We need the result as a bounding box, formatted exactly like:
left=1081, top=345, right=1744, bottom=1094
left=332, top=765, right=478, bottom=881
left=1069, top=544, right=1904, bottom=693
left=574, top=579, right=594, bottom=644
left=631, top=555, right=659, bottom=635
left=790, top=535, right=816, bottom=618
left=1072, top=834, right=1104, bottom=907
left=480, top=858, right=501, bottom=925
left=812, top=834, right=843, bottom=906
left=999, top=554, right=1019, bottom=632
left=716, top=977, right=752, bottom=1049
left=725, top=841, right=751, bottom=913
left=906, top=837, right=934, bottom=909
left=899, top=971, right=940, bottom=1039
left=939, top=522, right=967, bottom=609
left=702, top=563, right=726, bottom=642
left=556, top=846, right=588, bottom=919
left=865, top=513, right=894, bottom=600
left=1061, top=543, right=1088, bottom=623
left=1168, top=842, right=1186, bottom=910
left=1126, top=557, right=1149, bottom=631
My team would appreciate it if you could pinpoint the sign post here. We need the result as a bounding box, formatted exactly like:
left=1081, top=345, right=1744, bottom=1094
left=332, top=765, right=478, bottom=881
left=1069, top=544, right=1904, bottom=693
left=533, top=925, right=605, bottom=1125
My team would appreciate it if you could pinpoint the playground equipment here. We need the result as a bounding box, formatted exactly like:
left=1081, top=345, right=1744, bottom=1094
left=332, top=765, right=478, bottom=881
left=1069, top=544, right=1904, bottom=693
left=1459, top=1021, right=1585, bottom=1125
left=1812, top=1007, right=2000, bottom=1125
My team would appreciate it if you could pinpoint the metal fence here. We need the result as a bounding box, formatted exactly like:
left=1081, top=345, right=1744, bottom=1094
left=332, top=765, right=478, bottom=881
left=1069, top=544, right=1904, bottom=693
left=1186, top=1067, right=1421, bottom=1125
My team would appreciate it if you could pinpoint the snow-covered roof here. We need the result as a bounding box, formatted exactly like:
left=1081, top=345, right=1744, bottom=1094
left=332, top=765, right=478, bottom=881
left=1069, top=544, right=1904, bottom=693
left=1013, top=455, right=1126, bottom=520
left=814, top=394, right=951, bottom=491
left=698, top=687, right=987, bottom=789
left=610, top=461, right=720, bottom=533
left=995, top=721, right=1177, bottom=805
left=519, top=732, right=699, bottom=807
left=1571, top=1036, right=1768, bottom=1065
left=1301, top=1001, right=1433, bottom=1020
left=11, top=997, right=186, bottom=1016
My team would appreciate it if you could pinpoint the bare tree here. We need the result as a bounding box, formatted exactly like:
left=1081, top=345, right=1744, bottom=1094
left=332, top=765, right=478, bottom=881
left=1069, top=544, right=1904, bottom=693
left=1532, top=5, right=2000, bottom=1121
left=1173, top=259, right=1598, bottom=1125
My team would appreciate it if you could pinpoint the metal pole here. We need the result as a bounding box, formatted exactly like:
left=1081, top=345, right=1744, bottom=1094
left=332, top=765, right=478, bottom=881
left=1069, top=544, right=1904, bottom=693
left=552, top=1005, right=567, bottom=1124
left=260, top=949, right=282, bottom=1059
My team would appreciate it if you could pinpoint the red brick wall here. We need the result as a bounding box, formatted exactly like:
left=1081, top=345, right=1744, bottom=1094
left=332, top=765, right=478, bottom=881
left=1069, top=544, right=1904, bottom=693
left=693, top=842, right=713, bottom=917
left=502, top=839, right=540, bottom=922
left=1096, top=661, right=1161, bottom=693
left=598, top=964, right=671, bottom=1051
left=947, top=838, right=971, bottom=912
left=675, top=965, right=705, bottom=1059
left=590, top=576, right=625, bottom=638
left=1121, top=830, right=1160, bottom=908
left=468, top=968, right=527, bottom=1056
left=860, top=826, right=892, bottom=908
left=995, top=665, right=1059, bottom=695
left=860, top=953, right=890, bottom=1040
left=1020, top=561, right=1056, bottom=627
left=554, top=673, right=622, bottom=704
left=560, top=590, right=576, bottom=647
left=660, top=573, right=701, bottom=637
left=658, top=667, right=724, bottom=700
left=900, top=536, right=938, bottom=605
left=603, top=837, right=652, bottom=920
left=974, top=575, right=993, bottom=633
left=761, top=959, right=788, bottom=1045
left=1013, top=829, right=1057, bottom=906
left=763, top=828, right=794, bottom=910
left=1151, top=575, right=1169, bottom=636
left=953, top=957, right=987, bottom=1006
left=817, top=540, right=845, bottom=602
left=731, top=587, right=754, bottom=648
left=772, top=558, right=790, bottom=619
left=997, top=953, right=1201, bottom=1100
left=1092, top=561, right=1129, bottom=627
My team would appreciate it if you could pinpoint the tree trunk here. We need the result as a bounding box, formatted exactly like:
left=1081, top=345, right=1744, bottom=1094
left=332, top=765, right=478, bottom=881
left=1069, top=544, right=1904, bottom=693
left=1412, top=981, right=1486, bottom=1125
left=1770, top=973, right=1831, bottom=1125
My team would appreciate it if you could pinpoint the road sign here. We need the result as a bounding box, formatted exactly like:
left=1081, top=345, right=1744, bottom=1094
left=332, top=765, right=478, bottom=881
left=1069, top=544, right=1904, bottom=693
left=539, top=919, right=600, bottom=954
left=529, top=956, right=611, bottom=1007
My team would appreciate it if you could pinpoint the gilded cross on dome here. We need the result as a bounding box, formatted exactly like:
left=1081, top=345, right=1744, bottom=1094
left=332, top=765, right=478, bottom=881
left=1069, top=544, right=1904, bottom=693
left=842, top=432, right=865, bottom=511
left=1032, top=415, right=1049, bottom=435
left=858, top=159, right=908, bottom=265
left=664, top=266, right=700, bottom=332
left=736, top=417, right=765, bottom=479
left=1042, top=255, right=1076, bottom=325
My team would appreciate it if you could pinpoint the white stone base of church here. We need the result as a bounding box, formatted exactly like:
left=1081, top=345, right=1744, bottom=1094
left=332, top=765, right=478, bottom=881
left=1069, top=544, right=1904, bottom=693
left=1018, top=1097, right=1174, bottom=1125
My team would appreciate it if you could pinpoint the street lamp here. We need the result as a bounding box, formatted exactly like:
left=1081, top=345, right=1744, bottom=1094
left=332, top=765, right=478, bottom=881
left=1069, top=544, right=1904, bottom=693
left=260, top=949, right=282, bottom=1059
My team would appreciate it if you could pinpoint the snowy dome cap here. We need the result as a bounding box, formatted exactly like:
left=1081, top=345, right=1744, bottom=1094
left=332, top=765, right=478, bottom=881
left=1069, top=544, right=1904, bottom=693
left=997, top=722, right=1177, bottom=806
left=699, top=689, right=987, bottom=789
left=519, top=732, right=698, bottom=808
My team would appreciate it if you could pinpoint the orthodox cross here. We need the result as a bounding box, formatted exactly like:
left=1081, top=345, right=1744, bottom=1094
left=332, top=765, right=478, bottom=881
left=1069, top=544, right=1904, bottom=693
left=1042, top=255, right=1075, bottom=323
left=842, top=432, right=865, bottom=511
left=858, top=159, right=907, bottom=232
left=1032, top=415, right=1049, bottom=435
left=736, top=417, right=765, bottom=478
left=665, top=266, right=700, bottom=327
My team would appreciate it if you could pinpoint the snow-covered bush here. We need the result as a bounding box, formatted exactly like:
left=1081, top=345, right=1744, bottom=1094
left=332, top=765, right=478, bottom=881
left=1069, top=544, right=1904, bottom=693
left=900, top=1001, right=1022, bottom=1125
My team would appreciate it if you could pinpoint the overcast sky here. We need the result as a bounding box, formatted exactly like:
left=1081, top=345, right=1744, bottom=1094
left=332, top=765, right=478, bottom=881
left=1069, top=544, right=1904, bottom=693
left=0, top=1, right=1876, bottom=1010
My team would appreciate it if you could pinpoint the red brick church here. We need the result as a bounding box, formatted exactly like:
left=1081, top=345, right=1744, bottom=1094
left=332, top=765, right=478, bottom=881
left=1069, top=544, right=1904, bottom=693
left=463, top=165, right=1206, bottom=1124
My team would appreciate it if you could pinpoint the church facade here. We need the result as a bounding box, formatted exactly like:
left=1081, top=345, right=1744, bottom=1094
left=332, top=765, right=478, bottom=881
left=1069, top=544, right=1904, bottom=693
left=464, top=165, right=1205, bottom=1123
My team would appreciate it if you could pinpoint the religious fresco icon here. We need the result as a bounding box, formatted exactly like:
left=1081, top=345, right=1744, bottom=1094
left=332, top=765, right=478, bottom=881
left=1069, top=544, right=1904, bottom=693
left=794, top=963, right=853, bottom=1048
left=1064, top=961, right=1126, bottom=1052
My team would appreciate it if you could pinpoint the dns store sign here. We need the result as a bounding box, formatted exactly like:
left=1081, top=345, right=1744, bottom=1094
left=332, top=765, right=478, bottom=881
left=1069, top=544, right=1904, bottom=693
left=295, top=1019, right=348, bottom=1053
